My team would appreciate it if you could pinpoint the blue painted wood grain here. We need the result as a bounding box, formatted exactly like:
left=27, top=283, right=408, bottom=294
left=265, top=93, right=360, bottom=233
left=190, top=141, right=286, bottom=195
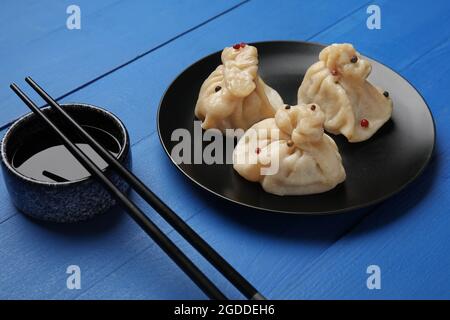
left=0, top=0, right=241, bottom=222
left=312, top=0, right=450, bottom=70
left=71, top=135, right=368, bottom=299
left=57, top=0, right=369, bottom=144
left=0, top=0, right=244, bottom=128
left=279, top=1, right=450, bottom=299
left=0, top=0, right=449, bottom=299
left=59, top=0, right=450, bottom=299
left=0, top=0, right=120, bottom=49
left=0, top=0, right=369, bottom=299
left=281, top=41, right=450, bottom=299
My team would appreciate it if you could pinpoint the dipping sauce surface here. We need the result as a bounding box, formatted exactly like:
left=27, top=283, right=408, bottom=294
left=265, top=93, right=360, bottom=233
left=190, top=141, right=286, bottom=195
left=12, top=125, right=120, bottom=183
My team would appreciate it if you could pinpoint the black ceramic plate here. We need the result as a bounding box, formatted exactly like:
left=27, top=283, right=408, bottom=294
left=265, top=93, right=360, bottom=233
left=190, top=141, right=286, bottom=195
left=157, top=41, right=435, bottom=214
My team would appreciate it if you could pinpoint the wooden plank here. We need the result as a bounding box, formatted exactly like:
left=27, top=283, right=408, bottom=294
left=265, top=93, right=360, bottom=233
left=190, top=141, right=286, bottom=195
left=0, top=0, right=370, bottom=299
left=0, top=0, right=241, bottom=222
left=0, top=0, right=245, bottom=127
left=58, top=0, right=450, bottom=149
left=1, top=0, right=448, bottom=299
left=69, top=0, right=450, bottom=299
left=72, top=135, right=369, bottom=299
left=271, top=0, right=450, bottom=299
left=278, top=41, right=450, bottom=299
left=0, top=131, right=213, bottom=299
left=0, top=0, right=120, bottom=50
left=58, top=0, right=369, bottom=143
left=313, top=0, right=450, bottom=70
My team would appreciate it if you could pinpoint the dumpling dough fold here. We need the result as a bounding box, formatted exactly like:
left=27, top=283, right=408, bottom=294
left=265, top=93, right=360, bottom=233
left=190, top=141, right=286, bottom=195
left=233, top=104, right=346, bottom=196
left=298, top=43, right=393, bottom=142
left=195, top=44, right=283, bottom=132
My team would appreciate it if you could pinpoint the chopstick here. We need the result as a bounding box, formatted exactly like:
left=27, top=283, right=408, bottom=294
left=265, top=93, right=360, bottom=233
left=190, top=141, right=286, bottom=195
left=25, top=77, right=265, bottom=301
left=10, top=83, right=227, bottom=300
left=14, top=78, right=266, bottom=300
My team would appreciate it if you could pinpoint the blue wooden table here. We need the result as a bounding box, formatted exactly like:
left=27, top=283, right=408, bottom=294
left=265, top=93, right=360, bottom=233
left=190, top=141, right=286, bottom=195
left=0, top=0, right=449, bottom=299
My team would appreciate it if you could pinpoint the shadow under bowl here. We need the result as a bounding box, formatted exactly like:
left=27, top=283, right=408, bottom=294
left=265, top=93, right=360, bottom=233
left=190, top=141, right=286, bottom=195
left=1, top=103, right=131, bottom=223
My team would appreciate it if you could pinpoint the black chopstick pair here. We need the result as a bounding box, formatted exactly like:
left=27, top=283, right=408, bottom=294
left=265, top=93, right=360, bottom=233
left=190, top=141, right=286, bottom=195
left=10, top=77, right=265, bottom=301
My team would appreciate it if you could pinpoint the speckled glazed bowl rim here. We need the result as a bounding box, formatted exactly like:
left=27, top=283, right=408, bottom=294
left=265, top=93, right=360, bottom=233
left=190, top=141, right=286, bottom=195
left=1, top=103, right=129, bottom=186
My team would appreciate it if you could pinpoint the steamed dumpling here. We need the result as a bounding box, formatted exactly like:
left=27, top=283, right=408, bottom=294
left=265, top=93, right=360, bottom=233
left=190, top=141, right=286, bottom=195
left=297, top=43, right=393, bottom=142
left=195, top=44, right=283, bottom=132
left=233, top=104, right=346, bottom=196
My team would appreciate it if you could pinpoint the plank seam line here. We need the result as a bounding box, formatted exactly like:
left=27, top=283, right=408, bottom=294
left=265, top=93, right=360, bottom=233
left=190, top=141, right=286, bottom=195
left=0, top=0, right=250, bottom=133
left=284, top=156, right=439, bottom=295
left=2, top=29, right=442, bottom=229
left=80, top=1, right=419, bottom=172
left=274, top=206, right=381, bottom=293
left=0, top=213, right=16, bottom=226
left=305, top=1, right=372, bottom=42
left=304, top=44, right=446, bottom=247
left=0, top=1, right=445, bottom=296
left=131, top=129, right=158, bottom=147
left=18, top=0, right=124, bottom=49
left=291, top=21, right=449, bottom=273
left=69, top=243, right=152, bottom=299
left=72, top=211, right=203, bottom=299
left=290, top=0, right=447, bottom=266
left=75, top=197, right=269, bottom=298
left=400, top=34, right=450, bottom=71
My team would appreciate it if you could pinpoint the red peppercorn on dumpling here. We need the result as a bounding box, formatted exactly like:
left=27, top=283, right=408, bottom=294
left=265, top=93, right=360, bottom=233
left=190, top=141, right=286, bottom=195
left=233, top=104, right=346, bottom=196
left=195, top=44, right=284, bottom=132
left=297, top=43, right=393, bottom=143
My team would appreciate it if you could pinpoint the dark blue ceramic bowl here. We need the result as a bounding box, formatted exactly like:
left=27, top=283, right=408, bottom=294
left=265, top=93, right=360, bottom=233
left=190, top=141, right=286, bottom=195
left=1, top=103, right=131, bottom=223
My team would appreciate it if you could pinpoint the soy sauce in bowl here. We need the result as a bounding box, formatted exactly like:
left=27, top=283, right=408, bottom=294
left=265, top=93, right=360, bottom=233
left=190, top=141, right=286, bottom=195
left=12, top=125, right=120, bottom=183
left=1, top=103, right=131, bottom=222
